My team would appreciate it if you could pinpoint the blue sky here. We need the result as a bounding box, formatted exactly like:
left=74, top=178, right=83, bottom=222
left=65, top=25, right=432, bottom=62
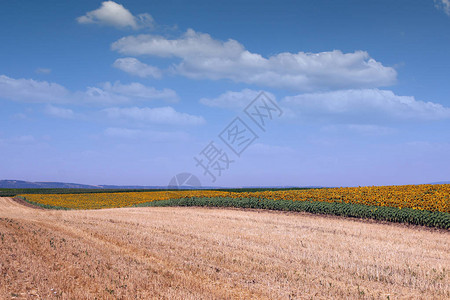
left=1, top=0, right=449, bottom=187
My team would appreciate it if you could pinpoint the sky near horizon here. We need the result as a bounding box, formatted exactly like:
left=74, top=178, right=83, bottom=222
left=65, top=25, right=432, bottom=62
left=0, top=0, right=449, bottom=187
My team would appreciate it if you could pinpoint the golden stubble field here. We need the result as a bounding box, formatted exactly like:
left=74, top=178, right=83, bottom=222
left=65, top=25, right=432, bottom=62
left=0, top=197, right=448, bottom=299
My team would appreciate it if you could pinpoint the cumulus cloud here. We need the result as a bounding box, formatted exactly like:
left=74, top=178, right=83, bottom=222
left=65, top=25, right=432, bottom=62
left=435, top=0, right=450, bottom=16
left=77, top=1, right=154, bottom=29
left=200, top=89, right=275, bottom=109
left=113, top=57, right=162, bottom=78
left=111, top=29, right=397, bottom=91
left=0, top=75, right=69, bottom=103
left=282, top=89, right=450, bottom=121
left=102, top=106, right=205, bottom=125
left=104, top=127, right=189, bottom=141
left=0, top=74, right=178, bottom=105
left=44, top=105, right=75, bottom=119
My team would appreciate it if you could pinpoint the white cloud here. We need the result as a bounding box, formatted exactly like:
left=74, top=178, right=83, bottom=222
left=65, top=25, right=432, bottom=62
left=112, top=29, right=243, bottom=57
left=105, top=127, right=141, bottom=138
left=11, top=135, right=36, bottom=144
left=77, top=86, right=128, bottom=104
left=0, top=74, right=178, bottom=105
left=435, top=0, right=450, bottom=16
left=113, top=57, right=162, bottom=78
left=77, top=1, right=154, bottom=29
left=35, top=68, right=51, bottom=74
left=102, top=106, right=205, bottom=125
left=322, top=124, right=395, bottom=136
left=81, top=81, right=178, bottom=104
left=247, top=143, right=295, bottom=155
left=282, top=89, right=450, bottom=121
left=200, top=89, right=275, bottom=109
left=44, top=105, right=75, bottom=119
left=104, top=127, right=189, bottom=141
left=111, top=29, right=397, bottom=91
left=11, top=113, right=27, bottom=120
left=0, top=75, right=69, bottom=103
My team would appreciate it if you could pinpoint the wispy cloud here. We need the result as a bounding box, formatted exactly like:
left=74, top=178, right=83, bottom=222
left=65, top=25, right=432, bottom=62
left=247, top=143, right=295, bottom=155
left=44, top=105, right=75, bottom=119
left=102, top=106, right=205, bottom=126
left=435, top=0, right=450, bottom=16
left=0, top=135, right=37, bottom=145
left=0, top=74, right=69, bottom=103
left=113, top=57, right=162, bottom=78
left=11, top=113, right=27, bottom=120
left=322, top=124, right=396, bottom=136
left=104, top=127, right=189, bottom=141
left=0, top=75, right=178, bottom=105
left=82, top=81, right=178, bottom=104
left=35, top=68, right=51, bottom=74
left=200, top=89, right=275, bottom=110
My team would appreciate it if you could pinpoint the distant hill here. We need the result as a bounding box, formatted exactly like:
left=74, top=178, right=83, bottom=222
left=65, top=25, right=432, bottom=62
left=0, top=180, right=198, bottom=189
left=0, top=179, right=314, bottom=190
left=3, top=179, right=446, bottom=190
left=429, top=181, right=450, bottom=185
left=0, top=180, right=103, bottom=189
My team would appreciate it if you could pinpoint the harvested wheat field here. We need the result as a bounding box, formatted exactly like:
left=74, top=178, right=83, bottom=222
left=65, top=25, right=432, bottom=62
left=0, top=197, right=449, bottom=299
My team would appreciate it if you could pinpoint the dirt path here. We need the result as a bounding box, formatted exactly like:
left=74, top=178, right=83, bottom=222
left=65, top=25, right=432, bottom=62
left=0, top=197, right=449, bottom=299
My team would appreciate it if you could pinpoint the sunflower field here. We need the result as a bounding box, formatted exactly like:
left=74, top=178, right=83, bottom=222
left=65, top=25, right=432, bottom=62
left=16, top=184, right=450, bottom=228
left=18, top=184, right=449, bottom=212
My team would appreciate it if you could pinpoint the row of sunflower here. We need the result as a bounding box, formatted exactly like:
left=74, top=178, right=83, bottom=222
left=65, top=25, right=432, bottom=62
left=18, top=190, right=231, bottom=210
left=19, top=184, right=449, bottom=212
left=236, top=184, right=450, bottom=213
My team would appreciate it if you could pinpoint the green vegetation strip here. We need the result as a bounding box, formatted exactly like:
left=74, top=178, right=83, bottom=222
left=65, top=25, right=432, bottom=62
left=135, top=197, right=450, bottom=229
